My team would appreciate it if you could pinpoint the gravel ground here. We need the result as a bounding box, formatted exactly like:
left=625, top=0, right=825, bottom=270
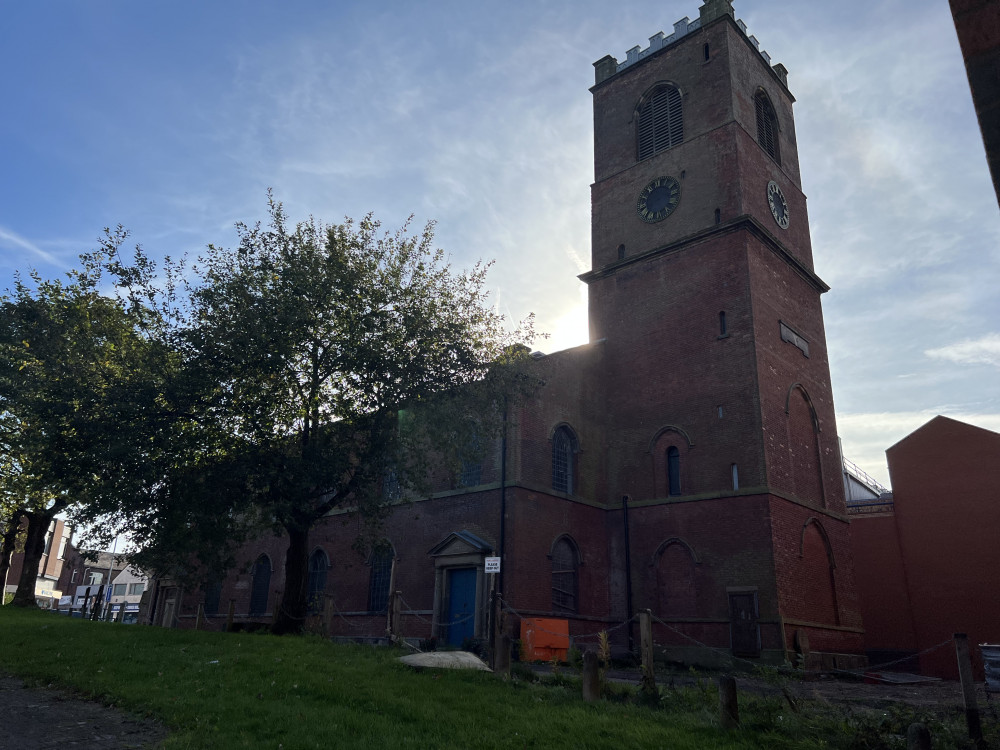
left=0, top=676, right=167, bottom=750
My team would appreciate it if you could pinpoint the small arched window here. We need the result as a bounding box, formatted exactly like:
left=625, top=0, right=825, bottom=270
left=551, top=537, right=579, bottom=614
left=368, top=545, right=394, bottom=613
left=307, top=548, right=329, bottom=613
left=637, top=84, right=683, bottom=160
left=754, top=90, right=780, bottom=163
left=667, top=446, right=681, bottom=496
left=552, top=426, right=576, bottom=494
left=249, top=555, right=272, bottom=616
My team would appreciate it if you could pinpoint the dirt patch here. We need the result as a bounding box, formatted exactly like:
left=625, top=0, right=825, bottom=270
left=0, top=675, right=168, bottom=749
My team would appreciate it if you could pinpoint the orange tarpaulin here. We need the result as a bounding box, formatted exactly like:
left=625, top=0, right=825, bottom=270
left=520, top=618, right=570, bottom=661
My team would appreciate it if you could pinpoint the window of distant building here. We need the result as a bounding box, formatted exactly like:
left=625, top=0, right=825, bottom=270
left=551, top=426, right=578, bottom=494
left=112, top=583, right=127, bottom=597
left=637, top=84, right=683, bottom=160
left=129, top=582, right=145, bottom=596
left=307, top=548, right=329, bottom=614
left=551, top=536, right=580, bottom=614
left=754, top=90, right=780, bottom=163
left=368, top=545, right=394, bottom=613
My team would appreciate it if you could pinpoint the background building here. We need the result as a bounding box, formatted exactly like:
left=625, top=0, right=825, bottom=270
left=4, top=518, right=74, bottom=609
left=850, top=416, right=1000, bottom=680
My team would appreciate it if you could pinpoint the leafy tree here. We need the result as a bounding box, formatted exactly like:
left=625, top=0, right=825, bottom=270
left=107, top=197, right=536, bottom=633
left=0, top=262, right=147, bottom=607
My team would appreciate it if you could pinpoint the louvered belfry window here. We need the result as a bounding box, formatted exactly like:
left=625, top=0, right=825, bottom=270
left=637, top=85, right=683, bottom=160
left=754, top=90, right=780, bottom=163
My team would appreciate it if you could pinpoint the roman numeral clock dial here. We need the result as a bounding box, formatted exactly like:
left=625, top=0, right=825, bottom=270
left=637, top=176, right=681, bottom=223
left=767, top=180, right=790, bottom=230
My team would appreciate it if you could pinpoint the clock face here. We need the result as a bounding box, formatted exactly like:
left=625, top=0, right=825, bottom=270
left=637, top=176, right=681, bottom=223
left=767, top=180, right=789, bottom=230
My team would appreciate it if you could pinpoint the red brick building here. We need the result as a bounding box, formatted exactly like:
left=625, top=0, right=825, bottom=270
left=850, top=416, right=1000, bottom=680
left=3, top=517, right=75, bottom=608
left=167, top=0, right=865, bottom=668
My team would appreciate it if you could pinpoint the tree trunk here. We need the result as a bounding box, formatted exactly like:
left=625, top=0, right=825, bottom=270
left=0, top=510, right=25, bottom=600
left=12, top=510, right=53, bottom=607
left=272, top=525, right=309, bottom=635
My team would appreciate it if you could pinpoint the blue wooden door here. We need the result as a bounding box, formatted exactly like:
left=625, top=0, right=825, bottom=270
left=446, top=568, right=477, bottom=646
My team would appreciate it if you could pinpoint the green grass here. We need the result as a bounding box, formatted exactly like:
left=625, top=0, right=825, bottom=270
left=0, top=608, right=978, bottom=749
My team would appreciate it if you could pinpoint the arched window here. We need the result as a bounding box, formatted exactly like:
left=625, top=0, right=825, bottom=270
left=667, top=446, right=681, bottom=496
left=249, top=555, right=271, bottom=616
left=367, top=545, right=394, bottom=613
left=203, top=578, right=222, bottom=616
left=307, top=548, right=329, bottom=614
left=637, top=84, right=683, bottom=160
left=718, top=311, right=727, bottom=336
left=754, top=90, right=780, bottom=163
left=656, top=540, right=698, bottom=617
left=551, top=426, right=576, bottom=494
left=551, top=537, right=579, bottom=614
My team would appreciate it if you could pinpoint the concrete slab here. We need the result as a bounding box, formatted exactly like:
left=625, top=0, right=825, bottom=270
left=398, top=651, right=492, bottom=671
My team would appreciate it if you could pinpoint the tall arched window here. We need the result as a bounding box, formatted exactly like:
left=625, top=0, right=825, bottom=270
left=307, top=548, right=329, bottom=614
left=203, top=578, right=222, bottom=616
left=552, top=426, right=576, bottom=494
left=637, top=84, right=683, bottom=160
left=249, top=555, right=271, bottom=616
left=551, top=537, right=579, bottom=614
left=667, top=446, right=681, bottom=496
left=754, top=90, right=780, bottom=163
left=367, top=545, right=394, bottom=613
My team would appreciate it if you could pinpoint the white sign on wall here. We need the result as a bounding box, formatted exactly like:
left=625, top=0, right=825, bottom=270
left=485, top=557, right=501, bottom=573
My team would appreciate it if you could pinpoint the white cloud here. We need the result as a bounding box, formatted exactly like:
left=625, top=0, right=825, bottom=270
left=926, top=334, right=1000, bottom=368
left=0, top=226, right=61, bottom=267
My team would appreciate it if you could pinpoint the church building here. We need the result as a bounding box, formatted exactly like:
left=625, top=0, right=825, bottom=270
left=166, top=0, right=866, bottom=668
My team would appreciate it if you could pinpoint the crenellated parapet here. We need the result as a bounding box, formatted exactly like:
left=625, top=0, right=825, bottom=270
left=593, top=1, right=788, bottom=87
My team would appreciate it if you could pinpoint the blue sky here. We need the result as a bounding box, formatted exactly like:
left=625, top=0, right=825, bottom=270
left=2, top=0, right=997, bottom=487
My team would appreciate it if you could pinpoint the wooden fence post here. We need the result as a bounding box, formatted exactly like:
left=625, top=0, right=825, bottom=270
left=225, top=599, right=235, bottom=632
left=906, top=722, right=931, bottom=750
left=195, top=603, right=205, bottom=631
left=718, top=675, right=740, bottom=729
left=389, top=590, right=402, bottom=642
left=639, top=609, right=656, bottom=696
left=582, top=650, right=600, bottom=702
left=954, top=633, right=983, bottom=744
left=322, top=595, right=334, bottom=637
left=495, top=634, right=511, bottom=676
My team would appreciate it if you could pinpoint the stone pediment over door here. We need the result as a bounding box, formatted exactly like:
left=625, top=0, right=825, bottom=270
left=428, top=530, right=494, bottom=559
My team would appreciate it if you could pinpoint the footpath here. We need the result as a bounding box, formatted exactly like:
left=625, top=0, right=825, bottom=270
left=0, top=675, right=166, bottom=750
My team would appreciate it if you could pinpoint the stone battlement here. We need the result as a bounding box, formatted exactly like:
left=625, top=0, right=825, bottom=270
left=594, top=1, right=787, bottom=87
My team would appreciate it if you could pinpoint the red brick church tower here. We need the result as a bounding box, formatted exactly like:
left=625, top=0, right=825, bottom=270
left=575, top=0, right=864, bottom=662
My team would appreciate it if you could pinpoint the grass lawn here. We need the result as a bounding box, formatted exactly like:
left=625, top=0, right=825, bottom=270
left=0, top=608, right=974, bottom=749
